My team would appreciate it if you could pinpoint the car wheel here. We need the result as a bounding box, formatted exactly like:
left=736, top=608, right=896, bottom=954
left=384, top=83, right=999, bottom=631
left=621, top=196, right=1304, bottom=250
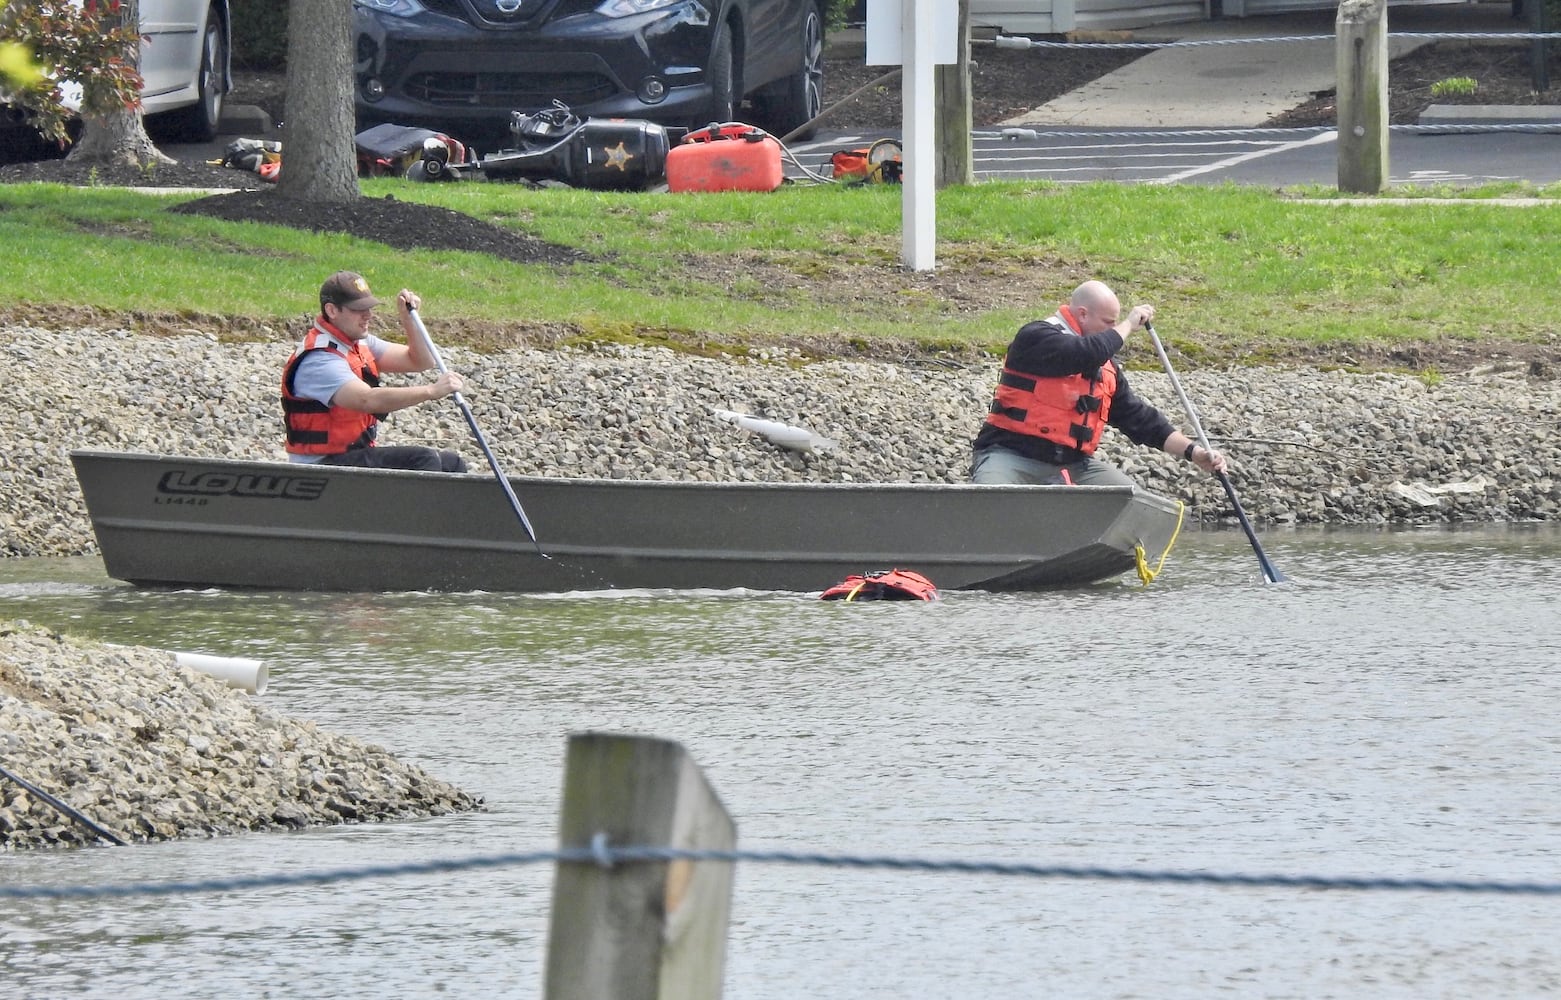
left=160, top=6, right=226, bottom=142
left=704, top=21, right=736, bottom=127
left=753, top=3, right=823, bottom=140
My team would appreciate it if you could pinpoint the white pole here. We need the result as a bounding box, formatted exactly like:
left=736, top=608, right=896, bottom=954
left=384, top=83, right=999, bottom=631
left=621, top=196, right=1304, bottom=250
left=901, top=0, right=936, bottom=271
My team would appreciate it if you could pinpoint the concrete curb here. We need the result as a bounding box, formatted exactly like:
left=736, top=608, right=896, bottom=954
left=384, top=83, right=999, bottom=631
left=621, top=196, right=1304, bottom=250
left=217, top=104, right=274, bottom=136
left=1418, top=103, right=1561, bottom=130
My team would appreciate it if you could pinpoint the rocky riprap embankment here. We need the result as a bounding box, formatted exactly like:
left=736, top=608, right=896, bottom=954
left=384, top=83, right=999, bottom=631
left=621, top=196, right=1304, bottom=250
left=0, top=622, right=481, bottom=849
left=1, top=322, right=1558, bottom=560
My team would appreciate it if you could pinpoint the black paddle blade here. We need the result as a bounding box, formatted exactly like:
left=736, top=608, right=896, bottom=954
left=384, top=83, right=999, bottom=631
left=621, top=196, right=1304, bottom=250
left=1216, top=471, right=1285, bottom=584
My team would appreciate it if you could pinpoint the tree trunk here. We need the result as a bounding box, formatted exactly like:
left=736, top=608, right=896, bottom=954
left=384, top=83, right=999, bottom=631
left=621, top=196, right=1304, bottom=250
left=277, top=0, right=359, bottom=203
left=65, top=0, right=174, bottom=169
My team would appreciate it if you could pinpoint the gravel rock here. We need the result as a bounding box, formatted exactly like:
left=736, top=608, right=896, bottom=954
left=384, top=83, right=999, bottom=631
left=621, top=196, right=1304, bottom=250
left=0, top=622, right=481, bottom=850
left=3, top=326, right=1556, bottom=844
left=1, top=324, right=1557, bottom=561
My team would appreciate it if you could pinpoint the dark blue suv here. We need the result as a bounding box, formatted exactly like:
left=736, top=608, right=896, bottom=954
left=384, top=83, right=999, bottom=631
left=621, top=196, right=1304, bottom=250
left=352, top=0, right=824, bottom=143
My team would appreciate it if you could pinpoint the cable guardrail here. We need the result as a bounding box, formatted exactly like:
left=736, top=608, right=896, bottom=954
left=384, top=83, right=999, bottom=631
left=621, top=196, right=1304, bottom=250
left=6, top=838, right=1561, bottom=901
left=790, top=26, right=1561, bottom=187
left=983, top=31, right=1561, bottom=51
left=954, top=28, right=1561, bottom=156
left=969, top=124, right=1561, bottom=141
left=963, top=27, right=1561, bottom=150
left=970, top=127, right=1335, bottom=140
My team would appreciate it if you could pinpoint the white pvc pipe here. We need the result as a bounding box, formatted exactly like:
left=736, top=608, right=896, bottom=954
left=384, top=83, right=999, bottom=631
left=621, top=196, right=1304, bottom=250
left=172, top=651, right=269, bottom=695
left=106, top=645, right=269, bottom=694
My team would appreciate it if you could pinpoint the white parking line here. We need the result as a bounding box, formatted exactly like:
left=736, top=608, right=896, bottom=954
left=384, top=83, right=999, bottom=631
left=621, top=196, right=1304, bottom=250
left=972, top=138, right=1289, bottom=153
left=1151, top=130, right=1338, bottom=184
left=975, top=150, right=1279, bottom=166
left=974, top=164, right=1219, bottom=179
left=788, top=130, right=1340, bottom=185
left=1396, top=169, right=1522, bottom=184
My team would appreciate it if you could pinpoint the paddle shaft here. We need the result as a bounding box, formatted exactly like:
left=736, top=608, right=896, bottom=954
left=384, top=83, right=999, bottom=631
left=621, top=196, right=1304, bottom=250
left=0, top=761, right=126, bottom=846
left=408, top=307, right=544, bottom=557
left=1144, top=323, right=1285, bottom=584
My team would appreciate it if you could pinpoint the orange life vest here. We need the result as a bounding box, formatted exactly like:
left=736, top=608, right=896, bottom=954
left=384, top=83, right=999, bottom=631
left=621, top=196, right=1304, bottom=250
left=281, top=320, right=383, bottom=456
left=982, top=307, right=1119, bottom=456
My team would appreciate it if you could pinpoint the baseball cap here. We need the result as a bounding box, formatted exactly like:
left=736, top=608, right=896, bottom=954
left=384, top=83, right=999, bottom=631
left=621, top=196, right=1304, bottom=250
left=320, top=271, right=381, bottom=311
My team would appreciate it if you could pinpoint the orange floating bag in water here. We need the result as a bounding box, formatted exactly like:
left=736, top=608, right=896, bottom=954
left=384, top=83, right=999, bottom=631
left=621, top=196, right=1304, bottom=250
left=820, top=568, right=939, bottom=601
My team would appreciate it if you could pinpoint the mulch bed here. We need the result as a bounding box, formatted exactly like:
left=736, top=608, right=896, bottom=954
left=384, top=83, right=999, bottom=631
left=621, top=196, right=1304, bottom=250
left=166, top=191, right=589, bottom=266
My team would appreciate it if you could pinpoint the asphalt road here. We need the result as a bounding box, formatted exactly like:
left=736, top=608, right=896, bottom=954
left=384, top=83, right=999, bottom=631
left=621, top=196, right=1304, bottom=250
left=790, top=126, right=1561, bottom=188
left=11, top=118, right=1555, bottom=192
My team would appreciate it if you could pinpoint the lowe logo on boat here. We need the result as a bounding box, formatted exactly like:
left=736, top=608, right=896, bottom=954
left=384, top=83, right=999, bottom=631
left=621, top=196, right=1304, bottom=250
left=157, top=471, right=328, bottom=500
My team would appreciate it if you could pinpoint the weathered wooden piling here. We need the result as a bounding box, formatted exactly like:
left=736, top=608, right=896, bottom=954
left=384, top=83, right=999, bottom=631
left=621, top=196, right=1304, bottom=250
left=543, top=732, right=736, bottom=1000
left=1336, top=0, right=1390, bottom=194
left=934, top=0, right=974, bottom=188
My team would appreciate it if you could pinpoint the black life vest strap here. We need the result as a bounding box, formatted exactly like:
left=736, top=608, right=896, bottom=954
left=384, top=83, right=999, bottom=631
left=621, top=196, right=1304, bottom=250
left=340, top=425, right=378, bottom=451
left=281, top=396, right=331, bottom=414
left=988, top=399, right=1028, bottom=422
left=997, top=370, right=1036, bottom=392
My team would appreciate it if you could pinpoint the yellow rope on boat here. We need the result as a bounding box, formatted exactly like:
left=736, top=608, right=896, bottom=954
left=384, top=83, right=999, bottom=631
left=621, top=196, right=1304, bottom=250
left=1132, top=500, right=1186, bottom=586
left=844, top=582, right=867, bottom=602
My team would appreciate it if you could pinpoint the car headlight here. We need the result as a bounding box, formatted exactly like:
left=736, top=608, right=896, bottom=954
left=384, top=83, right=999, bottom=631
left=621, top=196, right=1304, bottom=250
left=595, top=0, right=684, bottom=17
left=354, top=0, right=425, bottom=16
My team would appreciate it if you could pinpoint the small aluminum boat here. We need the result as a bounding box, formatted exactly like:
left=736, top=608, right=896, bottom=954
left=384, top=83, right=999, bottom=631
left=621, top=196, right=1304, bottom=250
left=70, top=451, right=1185, bottom=593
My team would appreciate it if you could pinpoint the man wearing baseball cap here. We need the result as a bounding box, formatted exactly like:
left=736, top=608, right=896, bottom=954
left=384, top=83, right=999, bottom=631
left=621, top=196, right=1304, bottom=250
left=280, top=271, right=469, bottom=472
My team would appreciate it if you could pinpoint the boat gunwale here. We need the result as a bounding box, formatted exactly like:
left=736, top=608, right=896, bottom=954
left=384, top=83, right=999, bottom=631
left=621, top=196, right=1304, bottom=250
left=68, top=449, right=1180, bottom=508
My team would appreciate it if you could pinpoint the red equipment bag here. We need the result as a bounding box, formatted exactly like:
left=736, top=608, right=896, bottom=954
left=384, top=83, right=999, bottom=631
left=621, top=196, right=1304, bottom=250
left=830, top=147, right=871, bottom=180
left=830, top=138, right=902, bottom=184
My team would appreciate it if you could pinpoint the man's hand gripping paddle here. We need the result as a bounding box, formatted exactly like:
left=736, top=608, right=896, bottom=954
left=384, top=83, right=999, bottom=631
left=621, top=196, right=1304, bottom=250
left=408, top=306, right=545, bottom=558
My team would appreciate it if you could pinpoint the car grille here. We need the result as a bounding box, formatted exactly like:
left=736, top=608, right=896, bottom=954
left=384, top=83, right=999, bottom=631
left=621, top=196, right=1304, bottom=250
left=405, top=71, right=618, bottom=107
left=419, top=0, right=469, bottom=17
left=418, top=0, right=550, bottom=27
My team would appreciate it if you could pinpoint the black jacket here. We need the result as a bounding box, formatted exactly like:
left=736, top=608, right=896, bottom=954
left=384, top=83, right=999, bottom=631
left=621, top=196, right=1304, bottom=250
left=972, top=316, right=1175, bottom=462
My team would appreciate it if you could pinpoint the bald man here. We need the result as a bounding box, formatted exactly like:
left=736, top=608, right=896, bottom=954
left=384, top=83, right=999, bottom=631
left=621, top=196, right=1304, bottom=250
left=971, top=280, right=1226, bottom=486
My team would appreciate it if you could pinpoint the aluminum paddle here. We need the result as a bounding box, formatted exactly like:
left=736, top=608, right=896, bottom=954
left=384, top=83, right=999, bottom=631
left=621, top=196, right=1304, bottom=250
left=1145, top=323, right=1284, bottom=584
left=408, top=306, right=544, bottom=557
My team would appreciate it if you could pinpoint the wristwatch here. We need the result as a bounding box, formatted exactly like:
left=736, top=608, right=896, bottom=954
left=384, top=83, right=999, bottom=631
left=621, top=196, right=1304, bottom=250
left=1184, top=442, right=1197, bottom=461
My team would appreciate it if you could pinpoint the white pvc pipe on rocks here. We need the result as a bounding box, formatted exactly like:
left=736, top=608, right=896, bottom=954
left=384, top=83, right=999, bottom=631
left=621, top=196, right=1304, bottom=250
left=107, top=644, right=270, bottom=694
left=172, top=651, right=269, bottom=695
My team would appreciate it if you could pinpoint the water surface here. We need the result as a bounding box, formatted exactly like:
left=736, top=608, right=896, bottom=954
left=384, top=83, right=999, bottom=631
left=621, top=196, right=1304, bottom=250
left=2, top=526, right=1558, bottom=999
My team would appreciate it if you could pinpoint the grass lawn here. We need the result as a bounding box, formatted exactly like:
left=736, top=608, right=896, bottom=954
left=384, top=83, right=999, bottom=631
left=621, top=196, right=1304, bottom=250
left=2, top=178, right=1558, bottom=370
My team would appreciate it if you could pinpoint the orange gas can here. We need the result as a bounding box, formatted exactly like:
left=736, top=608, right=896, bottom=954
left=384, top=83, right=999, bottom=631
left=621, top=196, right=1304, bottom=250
left=666, top=123, right=784, bottom=193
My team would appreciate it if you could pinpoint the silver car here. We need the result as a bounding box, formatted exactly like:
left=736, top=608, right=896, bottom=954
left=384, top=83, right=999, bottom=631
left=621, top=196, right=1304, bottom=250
left=2, top=0, right=231, bottom=144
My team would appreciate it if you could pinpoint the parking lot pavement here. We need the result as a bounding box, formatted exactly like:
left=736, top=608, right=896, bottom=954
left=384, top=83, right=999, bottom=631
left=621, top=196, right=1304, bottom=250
left=786, top=125, right=1561, bottom=189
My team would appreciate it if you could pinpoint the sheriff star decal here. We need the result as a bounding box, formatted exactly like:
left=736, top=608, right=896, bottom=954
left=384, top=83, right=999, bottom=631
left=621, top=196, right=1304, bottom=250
left=602, top=141, right=634, bottom=172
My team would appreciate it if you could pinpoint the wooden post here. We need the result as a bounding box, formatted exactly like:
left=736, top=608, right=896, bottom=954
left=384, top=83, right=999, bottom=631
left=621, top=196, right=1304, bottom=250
left=934, top=0, right=973, bottom=189
left=1530, top=0, right=1550, bottom=93
left=1335, top=0, right=1389, bottom=194
left=543, top=732, right=736, bottom=1000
